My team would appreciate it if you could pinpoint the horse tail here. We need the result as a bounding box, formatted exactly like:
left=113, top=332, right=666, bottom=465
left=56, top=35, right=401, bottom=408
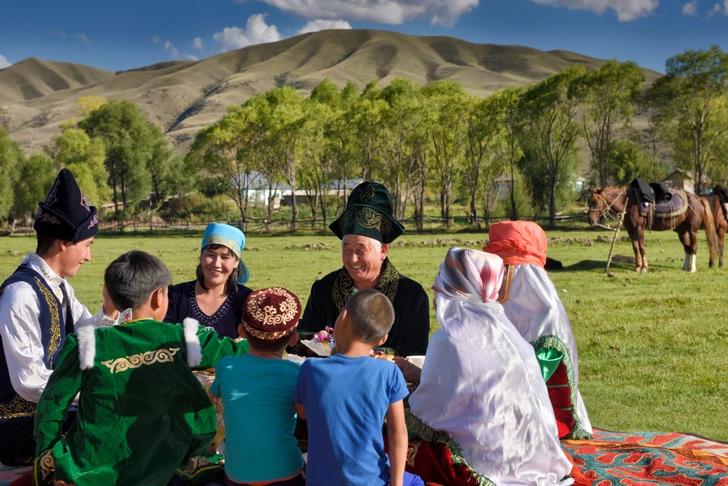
left=700, top=196, right=721, bottom=267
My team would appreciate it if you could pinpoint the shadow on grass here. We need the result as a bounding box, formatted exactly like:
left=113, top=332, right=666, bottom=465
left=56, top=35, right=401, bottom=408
left=557, top=260, right=634, bottom=272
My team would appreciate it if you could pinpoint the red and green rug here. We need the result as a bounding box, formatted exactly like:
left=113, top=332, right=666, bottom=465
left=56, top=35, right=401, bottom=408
left=563, top=428, right=728, bottom=485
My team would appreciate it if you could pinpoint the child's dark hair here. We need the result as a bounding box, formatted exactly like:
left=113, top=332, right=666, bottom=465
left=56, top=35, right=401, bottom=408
left=344, top=289, right=395, bottom=344
left=244, top=333, right=294, bottom=353
left=105, top=251, right=173, bottom=310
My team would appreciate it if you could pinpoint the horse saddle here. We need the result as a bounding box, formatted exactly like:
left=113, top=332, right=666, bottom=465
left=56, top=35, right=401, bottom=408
left=652, top=190, right=688, bottom=218
left=630, top=178, right=672, bottom=205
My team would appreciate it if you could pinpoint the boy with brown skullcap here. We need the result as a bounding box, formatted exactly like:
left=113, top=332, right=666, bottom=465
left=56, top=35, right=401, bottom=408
left=209, top=287, right=305, bottom=486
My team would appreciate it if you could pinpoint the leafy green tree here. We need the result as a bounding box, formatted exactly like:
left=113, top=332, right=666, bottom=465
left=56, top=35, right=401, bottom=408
left=186, top=107, right=257, bottom=229
left=299, top=98, right=336, bottom=228
left=53, top=125, right=111, bottom=206
left=519, top=66, right=584, bottom=227
left=647, top=45, right=728, bottom=194
left=578, top=60, right=644, bottom=186
left=490, top=88, right=524, bottom=221
left=146, top=123, right=183, bottom=208
left=379, top=78, right=425, bottom=220
left=609, top=139, right=654, bottom=185
left=422, top=80, right=469, bottom=229
left=11, top=153, right=55, bottom=230
left=78, top=100, right=153, bottom=214
left=346, top=93, right=386, bottom=182
left=463, top=92, right=507, bottom=226
left=0, top=128, right=23, bottom=223
left=265, top=87, right=305, bottom=231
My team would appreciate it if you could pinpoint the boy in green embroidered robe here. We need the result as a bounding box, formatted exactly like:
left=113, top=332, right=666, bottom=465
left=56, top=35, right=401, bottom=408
left=33, top=251, right=250, bottom=486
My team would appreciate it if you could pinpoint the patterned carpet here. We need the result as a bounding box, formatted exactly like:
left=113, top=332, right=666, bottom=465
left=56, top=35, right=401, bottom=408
left=0, top=464, right=30, bottom=486
left=563, top=429, right=728, bottom=485
left=4, top=429, right=728, bottom=485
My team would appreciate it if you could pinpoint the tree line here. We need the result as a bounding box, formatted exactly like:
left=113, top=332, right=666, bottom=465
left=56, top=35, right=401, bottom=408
left=0, top=45, right=726, bottom=231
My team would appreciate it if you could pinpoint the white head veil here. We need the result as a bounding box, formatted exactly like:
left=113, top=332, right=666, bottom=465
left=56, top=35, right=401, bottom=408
left=409, top=248, right=573, bottom=486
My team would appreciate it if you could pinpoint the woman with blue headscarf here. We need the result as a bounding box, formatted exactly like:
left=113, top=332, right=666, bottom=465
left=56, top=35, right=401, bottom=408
left=164, top=223, right=252, bottom=339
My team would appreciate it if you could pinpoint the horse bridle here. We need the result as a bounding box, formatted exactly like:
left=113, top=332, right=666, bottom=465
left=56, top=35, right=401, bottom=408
left=589, top=190, right=625, bottom=230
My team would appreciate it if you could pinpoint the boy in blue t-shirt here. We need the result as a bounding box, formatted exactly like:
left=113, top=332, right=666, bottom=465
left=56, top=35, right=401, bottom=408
left=209, top=287, right=305, bottom=486
left=294, top=289, right=423, bottom=486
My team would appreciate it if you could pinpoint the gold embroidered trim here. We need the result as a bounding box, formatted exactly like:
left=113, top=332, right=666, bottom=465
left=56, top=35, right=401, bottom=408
left=0, top=394, right=37, bottom=420
left=245, top=288, right=298, bottom=328
left=35, top=277, right=62, bottom=368
left=177, top=456, right=219, bottom=478
left=359, top=183, right=375, bottom=203
left=497, top=265, right=514, bottom=305
left=332, top=258, right=399, bottom=313
left=242, top=322, right=295, bottom=341
left=101, top=348, right=180, bottom=373
left=203, top=235, right=241, bottom=258
left=406, top=441, right=420, bottom=467
left=339, top=207, right=392, bottom=235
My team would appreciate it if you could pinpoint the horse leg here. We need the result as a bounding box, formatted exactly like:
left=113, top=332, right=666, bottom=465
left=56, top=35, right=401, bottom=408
left=640, top=236, right=648, bottom=272
left=679, top=230, right=696, bottom=272
left=720, top=228, right=725, bottom=268
left=629, top=229, right=644, bottom=272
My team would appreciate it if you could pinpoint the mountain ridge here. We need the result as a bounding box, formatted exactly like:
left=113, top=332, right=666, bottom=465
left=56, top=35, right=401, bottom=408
left=0, top=29, right=662, bottom=153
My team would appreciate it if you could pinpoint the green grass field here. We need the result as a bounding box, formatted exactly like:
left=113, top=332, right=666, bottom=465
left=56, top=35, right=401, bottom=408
left=1, top=227, right=726, bottom=440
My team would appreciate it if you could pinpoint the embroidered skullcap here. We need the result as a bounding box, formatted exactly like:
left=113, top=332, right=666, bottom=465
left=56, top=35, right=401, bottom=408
left=201, top=223, right=250, bottom=284
left=33, top=168, right=98, bottom=243
left=433, top=247, right=505, bottom=303
left=482, top=221, right=548, bottom=268
left=329, top=181, right=405, bottom=244
left=242, top=287, right=301, bottom=341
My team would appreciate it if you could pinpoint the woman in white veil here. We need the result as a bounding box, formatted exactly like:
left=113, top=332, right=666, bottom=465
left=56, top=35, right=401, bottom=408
left=407, top=247, right=573, bottom=486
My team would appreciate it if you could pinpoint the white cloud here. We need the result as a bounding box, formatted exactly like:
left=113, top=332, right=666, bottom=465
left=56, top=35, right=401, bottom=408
left=152, top=35, right=162, bottom=44
left=0, top=55, right=11, bottom=69
left=258, top=0, right=478, bottom=26
left=185, top=54, right=199, bottom=60
left=723, top=0, right=728, bottom=13
left=297, top=19, right=353, bottom=35
left=530, top=0, right=659, bottom=21
left=193, top=37, right=205, bottom=51
left=682, top=0, right=698, bottom=15
left=74, top=33, right=90, bottom=44
left=213, top=14, right=282, bottom=52
left=51, top=29, right=67, bottom=38
left=164, top=40, right=180, bottom=58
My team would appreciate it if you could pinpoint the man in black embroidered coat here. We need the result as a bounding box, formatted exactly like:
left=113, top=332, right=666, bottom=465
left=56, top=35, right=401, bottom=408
left=298, top=182, right=429, bottom=357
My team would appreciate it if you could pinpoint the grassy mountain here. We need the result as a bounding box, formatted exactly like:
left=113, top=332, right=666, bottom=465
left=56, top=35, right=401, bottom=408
left=0, top=29, right=662, bottom=153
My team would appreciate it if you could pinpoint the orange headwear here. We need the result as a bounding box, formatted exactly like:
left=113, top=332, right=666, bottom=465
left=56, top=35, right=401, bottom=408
left=482, top=221, right=547, bottom=268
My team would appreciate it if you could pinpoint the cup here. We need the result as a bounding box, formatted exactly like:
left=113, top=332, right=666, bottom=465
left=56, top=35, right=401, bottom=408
left=406, top=355, right=426, bottom=368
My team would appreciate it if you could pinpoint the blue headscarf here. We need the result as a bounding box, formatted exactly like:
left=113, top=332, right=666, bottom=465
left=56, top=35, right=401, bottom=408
left=201, top=223, right=250, bottom=284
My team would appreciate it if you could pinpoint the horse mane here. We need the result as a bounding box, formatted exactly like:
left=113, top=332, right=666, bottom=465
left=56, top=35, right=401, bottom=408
left=594, top=185, right=627, bottom=194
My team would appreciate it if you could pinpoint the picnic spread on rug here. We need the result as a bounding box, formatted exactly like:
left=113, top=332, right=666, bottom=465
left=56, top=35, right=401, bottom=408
left=2, top=177, right=727, bottom=486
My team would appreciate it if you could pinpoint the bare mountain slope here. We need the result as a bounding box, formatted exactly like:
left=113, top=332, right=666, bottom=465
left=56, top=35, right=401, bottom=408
left=0, top=29, right=662, bottom=153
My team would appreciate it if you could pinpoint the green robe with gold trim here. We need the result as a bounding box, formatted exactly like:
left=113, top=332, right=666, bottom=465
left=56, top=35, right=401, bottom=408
left=33, top=319, right=249, bottom=486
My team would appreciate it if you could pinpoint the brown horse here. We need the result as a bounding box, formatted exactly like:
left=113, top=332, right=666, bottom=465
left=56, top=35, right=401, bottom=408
left=700, top=192, right=727, bottom=267
left=588, top=186, right=720, bottom=272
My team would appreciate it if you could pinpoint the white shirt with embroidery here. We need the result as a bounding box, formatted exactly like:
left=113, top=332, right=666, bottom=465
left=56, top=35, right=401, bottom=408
left=0, top=254, right=115, bottom=403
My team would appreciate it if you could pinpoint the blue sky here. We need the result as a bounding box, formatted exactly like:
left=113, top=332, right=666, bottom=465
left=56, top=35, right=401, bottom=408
left=1, top=0, right=726, bottom=74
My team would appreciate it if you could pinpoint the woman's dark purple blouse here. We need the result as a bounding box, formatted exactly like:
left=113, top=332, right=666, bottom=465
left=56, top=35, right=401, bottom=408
left=164, top=281, right=253, bottom=339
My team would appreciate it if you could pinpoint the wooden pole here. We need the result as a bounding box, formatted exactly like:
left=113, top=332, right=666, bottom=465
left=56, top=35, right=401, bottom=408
left=605, top=196, right=629, bottom=273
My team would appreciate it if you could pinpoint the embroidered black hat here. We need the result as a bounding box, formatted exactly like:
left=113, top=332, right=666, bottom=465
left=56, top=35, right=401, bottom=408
left=329, top=182, right=405, bottom=244
left=33, top=168, right=99, bottom=242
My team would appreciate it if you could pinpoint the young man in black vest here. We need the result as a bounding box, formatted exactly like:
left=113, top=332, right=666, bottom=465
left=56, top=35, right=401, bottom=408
left=0, top=169, right=117, bottom=466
